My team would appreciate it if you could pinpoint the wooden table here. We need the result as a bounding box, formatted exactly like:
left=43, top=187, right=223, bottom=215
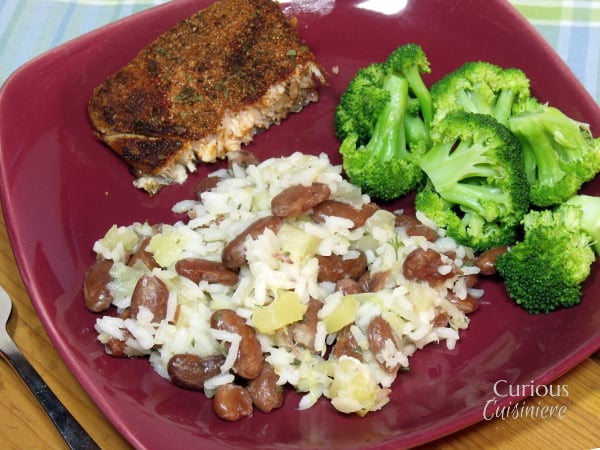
left=1, top=207, right=599, bottom=449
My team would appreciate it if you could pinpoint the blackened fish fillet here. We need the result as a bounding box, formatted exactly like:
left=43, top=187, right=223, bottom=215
left=88, top=0, right=326, bottom=194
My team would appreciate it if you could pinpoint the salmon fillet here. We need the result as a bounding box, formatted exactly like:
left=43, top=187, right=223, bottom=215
left=88, top=0, right=326, bottom=194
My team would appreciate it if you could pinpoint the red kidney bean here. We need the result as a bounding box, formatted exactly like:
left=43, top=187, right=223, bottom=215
left=289, top=298, right=322, bottom=350
left=432, top=309, right=450, bottom=327
left=335, top=278, right=364, bottom=295
left=367, top=316, right=399, bottom=374
left=103, top=325, right=143, bottom=357
left=83, top=259, right=114, bottom=313
left=448, top=294, right=480, bottom=314
left=104, top=337, right=128, bottom=358
left=402, top=248, right=455, bottom=287
left=172, top=304, right=181, bottom=324
left=312, top=200, right=378, bottom=230
left=271, top=183, right=331, bottom=218
left=195, top=176, right=221, bottom=198
left=221, top=216, right=282, bottom=270
left=119, top=308, right=133, bottom=320
left=127, top=237, right=159, bottom=270
left=175, top=258, right=239, bottom=285
left=167, top=354, right=225, bottom=390
left=130, top=274, right=169, bottom=322
left=246, top=363, right=283, bottom=413
left=210, top=309, right=263, bottom=380
left=359, top=270, right=391, bottom=292
left=316, top=250, right=367, bottom=282
left=463, top=273, right=479, bottom=289
left=395, top=213, right=438, bottom=242
left=355, top=203, right=379, bottom=228
left=213, top=384, right=254, bottom=421
left=227, top=150, right=259, bottom=168
left=475, top=245, right=508, bottom=275
left=331, top=325, right=362, bottom=361
left=443, top=250, right=457, bottom=260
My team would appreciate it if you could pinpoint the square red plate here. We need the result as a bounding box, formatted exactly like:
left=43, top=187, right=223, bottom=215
left=1, top=0, right=599, bottom=448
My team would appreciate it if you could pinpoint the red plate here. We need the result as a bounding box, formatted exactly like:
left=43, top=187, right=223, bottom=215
left=1, top=0, right=599, bottom=448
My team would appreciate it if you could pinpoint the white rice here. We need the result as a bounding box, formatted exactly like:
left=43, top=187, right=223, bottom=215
left=92, top=152, right=480, bottom=416
left=209, top=329, right=242, bottom=373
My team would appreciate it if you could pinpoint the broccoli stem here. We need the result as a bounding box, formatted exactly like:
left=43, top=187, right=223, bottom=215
left=454, top=89, right=516, bottom=126
left=442, top=184, right=510, bottom=221
left=404, top=113, right=429, bottom=147
left=537, top=107, right=592, bottom=159
left=402, top=65, right=433, bottom=124
left=420, top=139, right=500, bottom=190
left=492, top=89, right=517, bottom=126
left=365, top=73, right=409, bottom=161
left=418, top=139, right=510, bottom=220
left=456, top=90, right=493, bottom=117
left=510, top=115, right=565, bottom=187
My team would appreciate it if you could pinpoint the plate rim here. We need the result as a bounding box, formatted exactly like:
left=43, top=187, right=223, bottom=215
left=1, top=0, right=599, bottom=448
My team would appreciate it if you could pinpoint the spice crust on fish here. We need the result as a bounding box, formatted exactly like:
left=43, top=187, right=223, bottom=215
left=88, top=0, right=327, bottom=194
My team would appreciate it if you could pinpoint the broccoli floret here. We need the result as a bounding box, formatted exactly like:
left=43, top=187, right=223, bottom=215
left=335, top=43, right=433, bottom=201
left=496, top=200, right=599, bottom=314
left=565, top=194, right=600, bottom=254
left=415, top=111, right=529, bottom=252
left=508, top=98, right=600, bottom=207
left=335, top=64, right=389, bottom=144
left=430, top=61, right=531, bottom=126
left=386, top=43, right=433, bottom=126
left=430, top=61, right=600, bottom=207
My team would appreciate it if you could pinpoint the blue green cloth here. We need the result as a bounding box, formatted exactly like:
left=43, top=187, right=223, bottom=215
left=1, top=0, right=598, bottom=103
left=509, top=0, right=600, bottom=103
left=0, top=0, right=167, bottom=86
